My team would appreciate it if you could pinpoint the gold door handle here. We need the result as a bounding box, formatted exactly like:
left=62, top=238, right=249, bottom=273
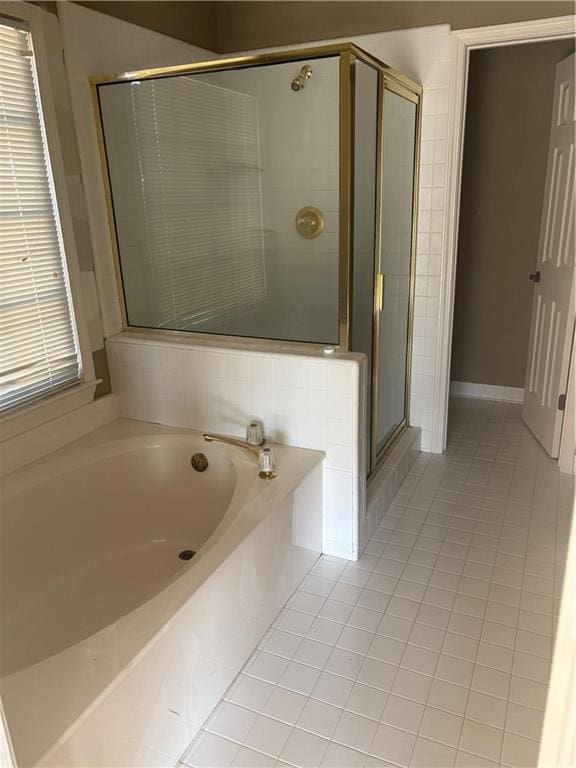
left=376, top=273, right=385, bottom=312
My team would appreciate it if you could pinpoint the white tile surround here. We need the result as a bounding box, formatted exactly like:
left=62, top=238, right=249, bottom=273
left=181, top=398, right=574, bottom=768
left=107, top=335, right=364, bottom=559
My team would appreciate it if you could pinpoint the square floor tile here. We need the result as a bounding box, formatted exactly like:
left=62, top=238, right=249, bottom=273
left=307, top=617, right=344, bottom=645
left=337, top=626, right=374, bottom=655
left=229, top=746, right=275, bottom=767
left=320, top=742, right=367, bottom=768
left=278, top=661, right=321, bottom=696
left=470, top=665, right=510, bottom=700
left=297, top=698, right=341, bottom=739
left=435, top=655, right=474, bottom=687
left=381, top=695, right=424, bottom=734
left=358, top=589, right=392, bottom=613
left=368, top=635, right=406, bottom=665
left=311, top=672, right=354, bottom=707
left=508, top=676, right=547, bottom=711
left=458, top=719, right=503, bottom=762
left=419, top=706, right=463, bottom=747
left=408, top=623, right=445, bottom=652
left=348, top=606, right=383, bottom=632
left=476, top=642, right=513, bottom=673
left=346, top=683, right=388, bottom=721
left=262, top=630, right=303, bottom=659
left=279, top=728, right=329, bottom=768
left=465, top=690, right=507, bottom=729
left=400, top=644, right=439, bottom=676
left=357, top=658, right=398, bottom=692
left=325, top=648, right=365, bottom=680
left=416, top=604, right=451, bottom=630
left=288, top=591, right=325, bottom=616
left=410, top=736, right=457, bottom=767
left=262, top=687, right=307, bottom=725
left=244, top=716, right=292, bottom=758
left=246, top=653, right=289, bottom=684
left=377, top=615, right=414, bottom=641
left=390, top=669, right=433, bottom=704
left=371, top=724, right=416, bottom=766
left=442, top=632, right=478, bottom=662
left=333, top=710, right=378, bottom=753
left=293, top=638, right=333, bottom=669
left=226, top=676, right=274, bottom=712
left=207, top=702, right=258, bottom=743
left=330, top=582, right=363, bottom=605
left=500, top=731, right=539, bottom=767
left=505, top=702, right=544, bottom=741
left=427, top=679, right=469, bottom=717
left=184, top=732, right=239, bottom=767
left=276, top=610, right=315, bottom=636
left=318, top=599, right=354, bottom=624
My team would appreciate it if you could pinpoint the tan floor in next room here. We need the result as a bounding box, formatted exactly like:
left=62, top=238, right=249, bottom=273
left=180, top=398, right=575, bottom=768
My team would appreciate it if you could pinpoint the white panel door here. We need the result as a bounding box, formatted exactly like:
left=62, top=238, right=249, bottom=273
left=523, top=53, right=575, bottom=457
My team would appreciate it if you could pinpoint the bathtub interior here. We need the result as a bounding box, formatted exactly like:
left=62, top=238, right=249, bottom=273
left=0, top=437, right=237, bottom=676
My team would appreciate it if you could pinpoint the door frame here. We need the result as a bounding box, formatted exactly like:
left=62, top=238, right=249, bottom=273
left=434, top=15, right=576, bottom=470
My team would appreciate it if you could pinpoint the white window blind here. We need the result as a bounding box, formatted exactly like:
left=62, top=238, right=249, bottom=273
left=0, top=20, right=80, bottom=413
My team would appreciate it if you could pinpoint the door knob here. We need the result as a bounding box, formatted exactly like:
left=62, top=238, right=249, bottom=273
left=529, top=270, right=541, bottom=283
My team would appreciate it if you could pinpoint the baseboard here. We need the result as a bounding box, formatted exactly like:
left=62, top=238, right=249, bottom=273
left=450, top=380, right=525, bottom=403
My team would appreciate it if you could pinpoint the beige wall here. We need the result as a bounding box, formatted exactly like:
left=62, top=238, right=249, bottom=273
left=75, top=1, right=219, bottom=51
left=68, top=2, right=575, bottom=53
left=451, top=38, right=575, bottom=389
left=216, top=1, right=575, bottom=52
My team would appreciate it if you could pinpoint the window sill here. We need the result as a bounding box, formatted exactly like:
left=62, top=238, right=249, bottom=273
left=0, top=380, right=100, bottom=443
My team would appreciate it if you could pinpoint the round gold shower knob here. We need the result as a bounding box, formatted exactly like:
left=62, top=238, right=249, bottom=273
left=295, top=206, right=325, bottom=239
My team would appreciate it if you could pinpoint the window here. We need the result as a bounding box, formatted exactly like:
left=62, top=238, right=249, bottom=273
left=0, top=18, right=81, bottom=414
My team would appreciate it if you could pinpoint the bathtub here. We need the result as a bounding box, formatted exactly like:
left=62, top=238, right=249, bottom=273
left=0, top=419, right=323, bottom=767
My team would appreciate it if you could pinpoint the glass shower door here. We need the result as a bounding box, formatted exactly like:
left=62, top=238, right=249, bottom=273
left=373, top=86, right=418, bottom=459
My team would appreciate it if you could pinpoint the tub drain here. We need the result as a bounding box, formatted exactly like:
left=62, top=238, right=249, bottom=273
left=178, top=549, right=196, bottom=561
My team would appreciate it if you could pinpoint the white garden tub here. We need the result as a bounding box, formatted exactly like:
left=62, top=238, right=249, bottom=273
left=0, top=419, right=323, bottom=767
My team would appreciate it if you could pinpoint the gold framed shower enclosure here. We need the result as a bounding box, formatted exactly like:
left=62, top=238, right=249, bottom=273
left=91, top=43, right=422, bottom=473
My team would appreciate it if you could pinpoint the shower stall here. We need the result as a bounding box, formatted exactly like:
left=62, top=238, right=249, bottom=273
left=93, top=43, right=421, bottom=473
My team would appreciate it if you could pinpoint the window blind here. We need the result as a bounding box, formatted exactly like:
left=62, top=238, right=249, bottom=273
left=0, top=20, right=80, bottom=413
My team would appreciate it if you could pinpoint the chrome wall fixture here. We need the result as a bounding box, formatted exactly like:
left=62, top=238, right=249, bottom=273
left=91, top=44, right=422, bottom=473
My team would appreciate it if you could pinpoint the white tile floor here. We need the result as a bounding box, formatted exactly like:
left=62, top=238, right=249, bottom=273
left=181, top=398, right=574, bottom=768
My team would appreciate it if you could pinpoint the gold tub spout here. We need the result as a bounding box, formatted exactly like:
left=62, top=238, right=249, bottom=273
left=203, top=432, right=261, bottom=458
left=203, top=420, right=265, bottom=459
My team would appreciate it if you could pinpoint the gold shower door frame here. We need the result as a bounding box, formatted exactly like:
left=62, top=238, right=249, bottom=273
left=91, top=43, right=422, bottom=471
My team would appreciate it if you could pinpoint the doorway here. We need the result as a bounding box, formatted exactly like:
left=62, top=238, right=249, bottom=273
left=448, top=37, right=575, bottom=458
